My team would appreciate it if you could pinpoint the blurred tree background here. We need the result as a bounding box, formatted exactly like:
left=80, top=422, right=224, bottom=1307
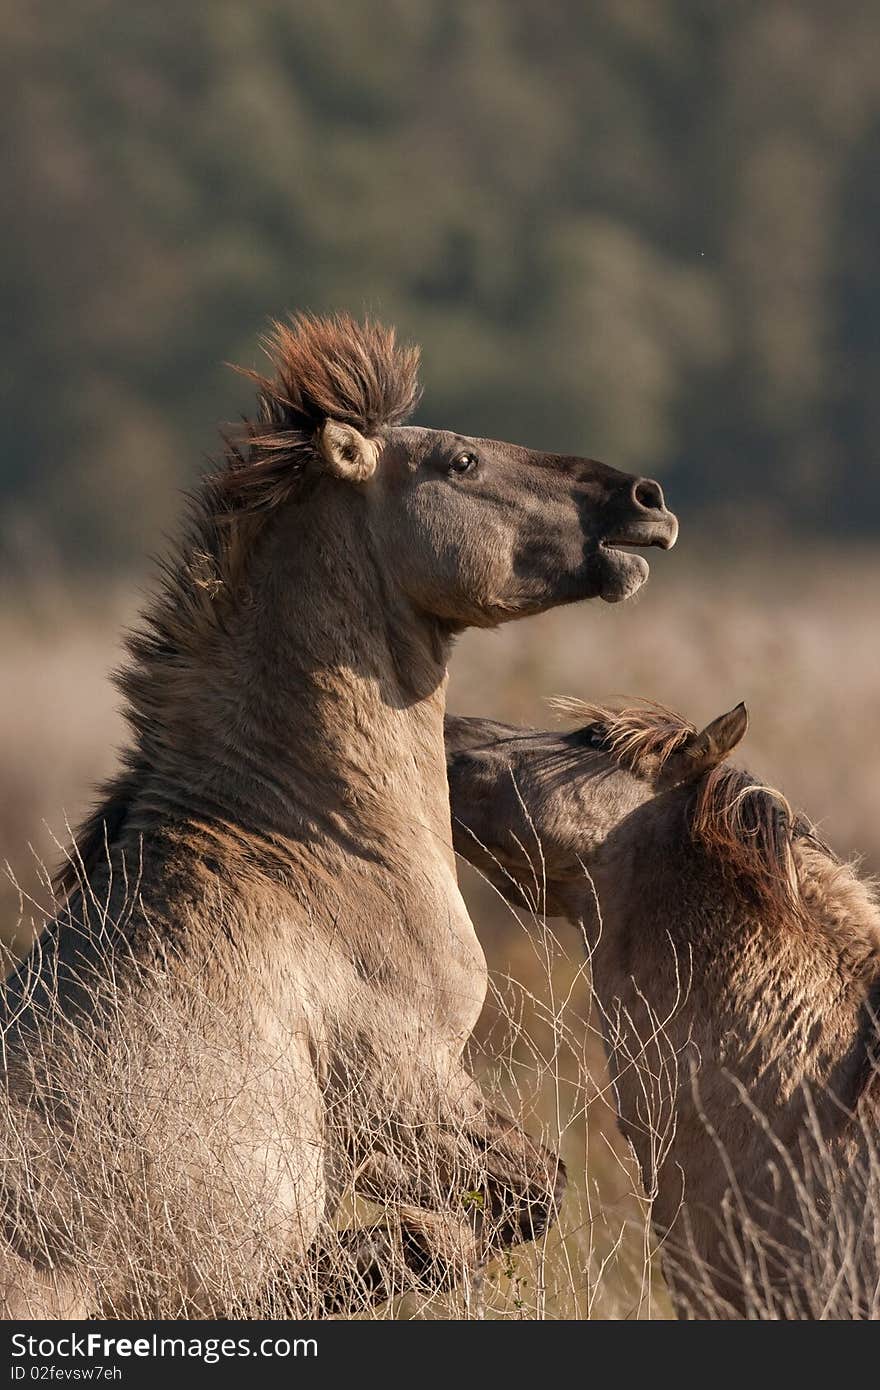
left=2, top=0, right=879, bottom=577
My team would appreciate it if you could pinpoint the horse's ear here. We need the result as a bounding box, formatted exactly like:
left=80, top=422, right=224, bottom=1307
left=659, top=702, right=748, bottom=786
left=317, top=419, right=379, bottom=482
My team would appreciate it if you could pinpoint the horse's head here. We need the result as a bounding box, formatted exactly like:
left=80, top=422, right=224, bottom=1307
left=364, top=424, right=677, bottom=626
left=444, top=702, right=748, bottom=916
left=233, top=314, right=677, bottom=633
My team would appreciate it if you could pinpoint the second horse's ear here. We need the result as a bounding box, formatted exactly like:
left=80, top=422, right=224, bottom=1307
left=317, top=419, right=379, bottom=482
left=659, top=702, right=749, bottom=787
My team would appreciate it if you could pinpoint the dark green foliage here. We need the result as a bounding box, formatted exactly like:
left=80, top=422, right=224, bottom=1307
left=3, top=1, right=879, bottom=570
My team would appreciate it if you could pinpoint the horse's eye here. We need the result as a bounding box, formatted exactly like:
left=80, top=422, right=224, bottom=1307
left=448, top=451, right=479, bottom=476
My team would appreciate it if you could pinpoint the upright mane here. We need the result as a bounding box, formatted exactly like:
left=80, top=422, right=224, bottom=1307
left=221, top=312, right=421, bottom=514
left=553, top=697, right=697, bottom=774
left=54, top=314, right=421, bottom=902
left=554, top=698, right=815, bottom=922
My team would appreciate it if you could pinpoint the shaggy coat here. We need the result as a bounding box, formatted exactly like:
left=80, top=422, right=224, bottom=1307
left=0, top=315, right=676, bottom=1317
left=446, top=702, right=880, bottom=1318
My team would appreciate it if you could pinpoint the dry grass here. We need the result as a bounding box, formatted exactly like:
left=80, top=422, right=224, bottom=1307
left=1, top=549, right=879, bottom=1318
left=0, top=879, right=650, bottom=1319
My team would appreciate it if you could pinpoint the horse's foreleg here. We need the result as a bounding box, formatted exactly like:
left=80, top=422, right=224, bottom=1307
left=242, top=1090, right=566, bottom=1317
left=239, top=1206, right=480, bottom=1318
left=433, top=1103, right=567, bottom=1254
left=459, top=1104, right=567, bottom=1251
left=354, top=1099, right=567, bottom=1261
left=314, top=1206, right=481, bottom=1315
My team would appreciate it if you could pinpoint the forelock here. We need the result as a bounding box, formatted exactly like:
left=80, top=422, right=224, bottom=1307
left=215, top=312, right=421, bottom=515
left=248, top=312, right=421, bottom=438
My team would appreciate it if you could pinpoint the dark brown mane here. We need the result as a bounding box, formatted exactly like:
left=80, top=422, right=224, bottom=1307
left=556, top=699, right=813, bottom=922
left=53, top=315, right=420, bottom=903
left=220, top=312, right=421, bottom=514
left=690, top=762, right=809, bottom=920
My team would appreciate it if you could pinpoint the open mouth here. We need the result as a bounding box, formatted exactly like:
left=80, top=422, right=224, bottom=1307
left=597, top=517, right=678, bottom=603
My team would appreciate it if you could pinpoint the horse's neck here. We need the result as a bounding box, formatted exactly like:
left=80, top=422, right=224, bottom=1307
left=132, top=490, right=454, bottom=861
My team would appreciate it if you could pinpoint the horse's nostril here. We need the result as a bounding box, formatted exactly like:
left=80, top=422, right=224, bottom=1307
left=632, top=477, right=665, bottom=512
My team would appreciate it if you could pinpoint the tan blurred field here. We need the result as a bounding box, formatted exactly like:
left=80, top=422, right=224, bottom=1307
left=2, top=549, right=878, bottom=1316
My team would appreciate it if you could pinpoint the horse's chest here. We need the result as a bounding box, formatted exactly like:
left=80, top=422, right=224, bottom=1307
left=412, top=876, right=488, bottom=1040
left=338, top=867, right=488, bottom=1047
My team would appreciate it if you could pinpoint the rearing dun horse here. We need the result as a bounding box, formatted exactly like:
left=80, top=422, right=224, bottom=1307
left=0, top=314, right=676, bottom=1317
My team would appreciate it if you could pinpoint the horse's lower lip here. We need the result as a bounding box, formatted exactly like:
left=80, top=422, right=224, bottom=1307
left=596, top=547, right=650, bottom=603
left=594, top=516, right=677, bottom=603
left=601, top=518, right=678, bottom=551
